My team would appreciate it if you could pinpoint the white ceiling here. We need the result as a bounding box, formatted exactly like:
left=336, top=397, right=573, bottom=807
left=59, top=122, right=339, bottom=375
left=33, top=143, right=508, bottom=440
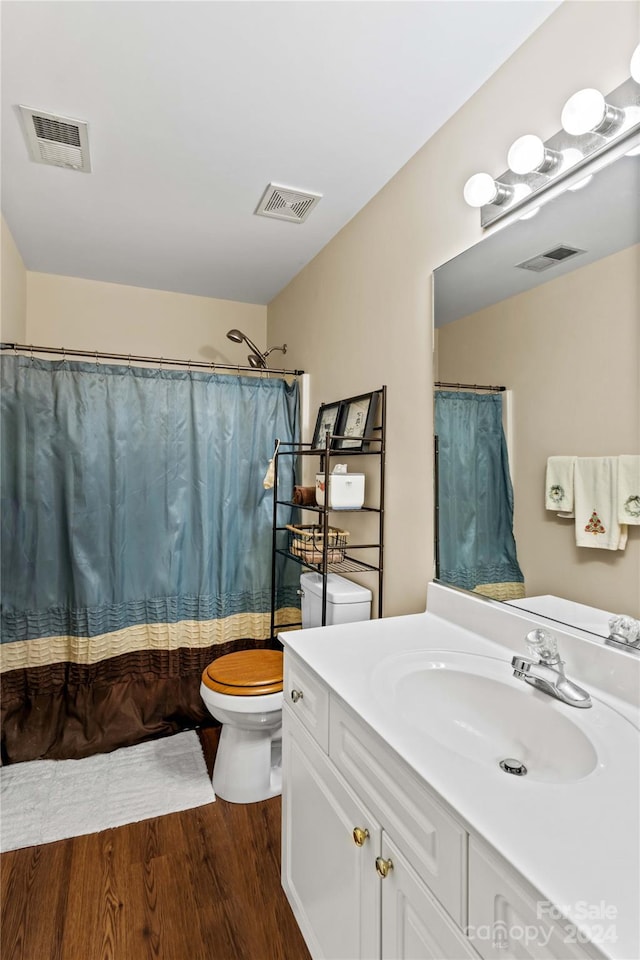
left=1, top=1, right=560, bottom=305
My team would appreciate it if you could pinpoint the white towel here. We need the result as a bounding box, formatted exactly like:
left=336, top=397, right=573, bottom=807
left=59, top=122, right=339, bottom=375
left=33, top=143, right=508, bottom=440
left=545, top=457, right=576, bottom=514
left=618, top=455, right=640, bottom=525
left=574, top=457, right=628, bottom=550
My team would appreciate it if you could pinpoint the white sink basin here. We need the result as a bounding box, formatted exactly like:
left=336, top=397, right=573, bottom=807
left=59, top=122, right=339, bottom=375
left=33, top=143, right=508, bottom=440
left=371, top=650, right=607, bottom=783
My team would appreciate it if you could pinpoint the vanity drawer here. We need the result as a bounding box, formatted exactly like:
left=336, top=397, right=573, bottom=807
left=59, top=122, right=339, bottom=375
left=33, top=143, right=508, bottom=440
left=468, top=837, right=601, bottom=960
left=284, top=651, right=329, bottom=752
left=329, top=696, right=467, bottom=927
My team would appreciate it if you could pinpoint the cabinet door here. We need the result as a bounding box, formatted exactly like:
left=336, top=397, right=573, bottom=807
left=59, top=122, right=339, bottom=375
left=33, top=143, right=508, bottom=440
left=468, top=838, right=598, bottom=960
left=282, top=706, right=381, bottom=960
left=381, top=835, right=480, bottom=960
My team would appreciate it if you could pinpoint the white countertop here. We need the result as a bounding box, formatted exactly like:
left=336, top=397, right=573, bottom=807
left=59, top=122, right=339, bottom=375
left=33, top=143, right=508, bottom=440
left=280, top=590, right=640, bottom=960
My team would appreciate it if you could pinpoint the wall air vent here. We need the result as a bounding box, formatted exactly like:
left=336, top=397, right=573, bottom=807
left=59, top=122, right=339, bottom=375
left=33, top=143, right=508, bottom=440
left=19, top=106, right=91, bottom=172
left=255, top=183, right=322, bottom=223
left=516, top=244, right=586, bottom=273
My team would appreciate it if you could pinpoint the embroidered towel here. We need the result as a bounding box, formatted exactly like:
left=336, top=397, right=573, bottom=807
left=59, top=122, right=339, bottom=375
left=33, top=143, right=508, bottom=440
left=545, top=457, right=576, bottom=514
left=574, top=457, right=628, bottom=550
left=618, top=455, right=640, bottom=525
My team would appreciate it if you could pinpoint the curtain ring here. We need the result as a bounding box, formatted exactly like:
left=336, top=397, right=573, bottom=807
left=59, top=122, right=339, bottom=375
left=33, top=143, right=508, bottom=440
left=62, top=347, right=66, bottom=364
left=188, top=359, right=191, bottom=371
left=128, top=354, right=132, bottom=368
left=95, top=350, right=100, bottom=369
left=30, top=344, right=34, bottom=363
left=160, top=357, right=164, bottom=368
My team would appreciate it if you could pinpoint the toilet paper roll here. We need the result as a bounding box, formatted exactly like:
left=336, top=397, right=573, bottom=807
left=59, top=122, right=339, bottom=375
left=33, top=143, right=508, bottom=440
left=293, top=485, right=317, bottom=506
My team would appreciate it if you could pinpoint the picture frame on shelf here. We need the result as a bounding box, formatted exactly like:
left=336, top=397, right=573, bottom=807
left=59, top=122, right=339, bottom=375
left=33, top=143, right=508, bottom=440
left=311, top=401, right=342, bottom=449
left=335, top=392, right=379, bottom=450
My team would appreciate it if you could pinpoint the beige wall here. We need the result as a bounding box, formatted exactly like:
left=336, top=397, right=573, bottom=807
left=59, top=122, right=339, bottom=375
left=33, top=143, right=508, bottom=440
left=26, top=272, right=267, bottom=364
left=1, top=216, right=27, bottom=342
left=437, top=245, right=640, bottom=618
left=268, top=1, right=639, bottom=617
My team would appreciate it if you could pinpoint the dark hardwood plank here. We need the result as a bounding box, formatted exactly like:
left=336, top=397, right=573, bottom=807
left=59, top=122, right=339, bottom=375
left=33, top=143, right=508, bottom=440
left=0, top=729, right=311, bottom=960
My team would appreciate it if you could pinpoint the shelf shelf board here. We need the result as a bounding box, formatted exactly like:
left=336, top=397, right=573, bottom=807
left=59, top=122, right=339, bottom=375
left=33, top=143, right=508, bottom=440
left=276, top=447, right=382, bottom=457
left=275, top=501, right=381, bottom=513
left=275, top=548, right=380, bottom=575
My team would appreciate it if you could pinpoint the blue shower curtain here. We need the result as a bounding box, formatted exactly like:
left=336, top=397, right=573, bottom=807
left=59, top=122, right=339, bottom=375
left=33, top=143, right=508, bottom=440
left=435, top=391, right=524, bottom=600
left=1, top=354, right=300, bottom=761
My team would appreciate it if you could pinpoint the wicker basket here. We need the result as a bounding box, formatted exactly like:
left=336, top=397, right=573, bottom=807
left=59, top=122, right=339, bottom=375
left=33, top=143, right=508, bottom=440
left=286, top=523, right=349, bottom=564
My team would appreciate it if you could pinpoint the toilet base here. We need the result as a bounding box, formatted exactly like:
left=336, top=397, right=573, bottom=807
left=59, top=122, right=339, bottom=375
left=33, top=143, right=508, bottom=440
left=212, top=723, right=282, bottom=804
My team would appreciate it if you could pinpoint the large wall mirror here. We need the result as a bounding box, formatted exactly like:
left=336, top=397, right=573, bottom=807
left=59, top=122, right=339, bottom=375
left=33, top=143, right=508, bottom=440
left=433, top=143, right=639, bottom=638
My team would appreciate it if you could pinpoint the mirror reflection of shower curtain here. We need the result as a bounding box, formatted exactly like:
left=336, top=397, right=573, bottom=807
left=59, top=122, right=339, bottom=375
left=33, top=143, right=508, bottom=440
left=434, top=390, right=524, bottom=601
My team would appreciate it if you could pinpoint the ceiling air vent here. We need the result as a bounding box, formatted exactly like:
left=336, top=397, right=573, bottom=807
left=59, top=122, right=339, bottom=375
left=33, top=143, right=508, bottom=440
left=516, top=244, right=586, bottom=273
left=255, top=183, right=322, bottom=223
left=19, top=106, right=91, bottom=172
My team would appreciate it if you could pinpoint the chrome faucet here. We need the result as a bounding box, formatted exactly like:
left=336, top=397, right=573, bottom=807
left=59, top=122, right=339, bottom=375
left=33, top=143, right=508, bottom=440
left=511, top=629, right=592, bottom=709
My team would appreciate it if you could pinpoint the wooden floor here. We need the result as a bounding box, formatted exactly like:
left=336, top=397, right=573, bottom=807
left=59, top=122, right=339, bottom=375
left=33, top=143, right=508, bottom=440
left=0, top=729, right=311, bottom=960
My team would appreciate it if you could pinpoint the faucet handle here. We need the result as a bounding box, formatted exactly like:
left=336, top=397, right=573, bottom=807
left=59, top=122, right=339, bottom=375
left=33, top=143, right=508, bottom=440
left=525, top=629, right=559, bottom=664
left=608, top=615, right=640, bottom=645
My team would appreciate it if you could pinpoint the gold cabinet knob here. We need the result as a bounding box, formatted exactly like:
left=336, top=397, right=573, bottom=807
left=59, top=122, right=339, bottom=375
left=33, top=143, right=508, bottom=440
left=352, top=827, right=369, bottom=847
left=290, top=689, right=304, bottom=703
left=375, top=857, right=394, bottom=879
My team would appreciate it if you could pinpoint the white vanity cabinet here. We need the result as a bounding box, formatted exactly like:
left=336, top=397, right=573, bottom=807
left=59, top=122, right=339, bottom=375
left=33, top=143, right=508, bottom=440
left=282, top=648, right=606, bottom=960
left=282, top=651, right=478, bottom=960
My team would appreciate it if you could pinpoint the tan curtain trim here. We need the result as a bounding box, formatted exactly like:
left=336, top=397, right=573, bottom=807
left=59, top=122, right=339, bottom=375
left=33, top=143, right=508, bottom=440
left=0, top=608, right=301, bottom=673
left=472, top=583, right=526, bottom=601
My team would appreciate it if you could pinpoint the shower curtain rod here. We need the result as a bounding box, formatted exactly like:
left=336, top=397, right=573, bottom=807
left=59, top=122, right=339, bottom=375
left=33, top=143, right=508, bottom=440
left=434, top=381, right=505, bottom=392
left=1, top=342, right=304, bottom=377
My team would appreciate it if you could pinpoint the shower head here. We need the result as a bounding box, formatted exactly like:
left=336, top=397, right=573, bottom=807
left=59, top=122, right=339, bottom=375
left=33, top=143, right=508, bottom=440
left=226, top=328, right=265, bottom=364
left=226, top=329, right=287, bottom=369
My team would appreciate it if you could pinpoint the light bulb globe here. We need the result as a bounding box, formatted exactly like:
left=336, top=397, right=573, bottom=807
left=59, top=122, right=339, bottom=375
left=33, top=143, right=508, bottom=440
left=507, top=135, right=546, bottom=174
left=561, top=88, right=606, bottom=136
left=568, top=174, right=593, bottom=192
left=463, top=173, right=497, bottom=208
left=631, top=43, right=640, bottom=83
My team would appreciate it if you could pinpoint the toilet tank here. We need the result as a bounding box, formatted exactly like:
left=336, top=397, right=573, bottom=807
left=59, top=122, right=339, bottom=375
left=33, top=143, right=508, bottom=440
left=300, top=573, right=372, bottom=628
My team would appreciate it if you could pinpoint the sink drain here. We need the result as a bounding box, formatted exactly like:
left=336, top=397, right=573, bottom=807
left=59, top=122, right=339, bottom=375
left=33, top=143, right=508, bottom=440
left=499, top=758, right=527, bottom=776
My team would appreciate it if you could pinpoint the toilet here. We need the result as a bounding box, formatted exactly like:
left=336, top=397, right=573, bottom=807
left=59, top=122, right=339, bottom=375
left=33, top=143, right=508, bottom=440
left=200, top=580, right=371, bottom=804
left=200, top=649, right=284, bottom=804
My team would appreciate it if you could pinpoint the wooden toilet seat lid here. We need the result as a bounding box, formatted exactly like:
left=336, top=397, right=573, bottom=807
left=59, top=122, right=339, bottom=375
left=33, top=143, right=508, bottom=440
left=202, top=649, right=284, bottom=696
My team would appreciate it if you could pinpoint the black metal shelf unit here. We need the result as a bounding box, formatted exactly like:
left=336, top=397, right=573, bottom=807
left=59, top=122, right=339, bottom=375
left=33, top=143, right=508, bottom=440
left=270, top=386, right=386, bottom=637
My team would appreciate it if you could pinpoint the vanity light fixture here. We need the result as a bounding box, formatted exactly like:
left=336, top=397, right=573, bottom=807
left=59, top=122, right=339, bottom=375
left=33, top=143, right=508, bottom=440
left=464, top=74, right=640, bottom=227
